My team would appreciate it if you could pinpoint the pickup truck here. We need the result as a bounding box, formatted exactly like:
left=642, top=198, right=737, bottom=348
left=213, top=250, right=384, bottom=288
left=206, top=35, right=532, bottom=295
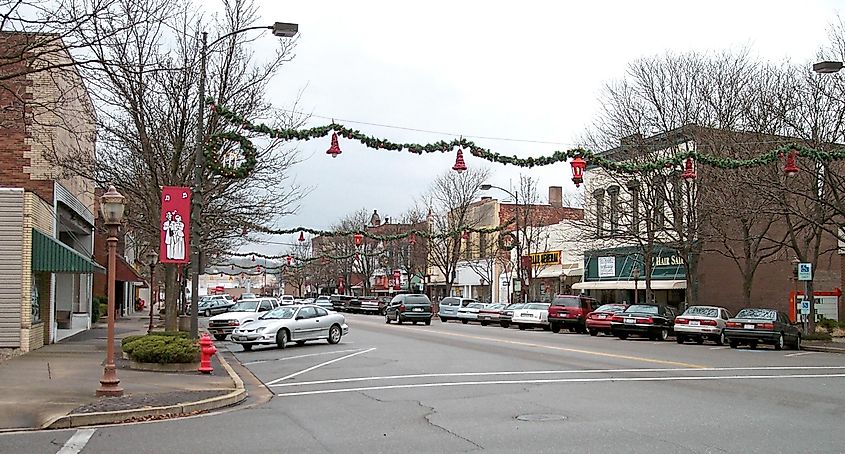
left=207, top=298, right=278, bottom=340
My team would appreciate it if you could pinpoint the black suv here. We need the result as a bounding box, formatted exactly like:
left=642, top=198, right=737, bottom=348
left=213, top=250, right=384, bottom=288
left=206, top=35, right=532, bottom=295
left=384, top=294, right=433, bottom=325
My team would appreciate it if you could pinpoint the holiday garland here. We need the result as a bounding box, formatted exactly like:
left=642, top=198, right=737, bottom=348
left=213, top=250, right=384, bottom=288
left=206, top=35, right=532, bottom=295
left=206, top=98, right=845, bottom=178
left=204, top=131, right=258, bottom=179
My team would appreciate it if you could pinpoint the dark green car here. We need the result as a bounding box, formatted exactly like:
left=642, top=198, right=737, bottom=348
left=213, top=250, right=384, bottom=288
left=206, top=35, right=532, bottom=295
left=384, top=294, right=433, bottom=325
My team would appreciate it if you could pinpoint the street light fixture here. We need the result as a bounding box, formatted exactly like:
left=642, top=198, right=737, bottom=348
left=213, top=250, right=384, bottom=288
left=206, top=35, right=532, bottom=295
left=146, top=249, right=159, bottom=334
left=97, top=185, right=126, bottom=397
left=813, top=61, right=843, bottom=74
left=190, top=21, right=298, bottom=339
left=480, top=183, right=524, bottom=303
left=632, top=266, right=640, bottom=306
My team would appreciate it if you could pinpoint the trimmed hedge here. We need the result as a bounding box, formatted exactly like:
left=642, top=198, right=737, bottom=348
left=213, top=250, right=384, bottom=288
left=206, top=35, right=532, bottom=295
left=121, top=333, right=198, bottom=364
left=804, top=332, right=833, bottom=342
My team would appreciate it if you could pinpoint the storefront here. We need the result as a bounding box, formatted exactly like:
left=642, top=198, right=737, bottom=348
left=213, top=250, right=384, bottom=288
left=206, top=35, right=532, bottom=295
left=573, top=246, right=686, bottom=309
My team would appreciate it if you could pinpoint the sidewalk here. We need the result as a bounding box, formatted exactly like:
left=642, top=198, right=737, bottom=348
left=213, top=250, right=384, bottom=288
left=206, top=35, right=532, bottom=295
left=0, top=317, right=243, bottom=431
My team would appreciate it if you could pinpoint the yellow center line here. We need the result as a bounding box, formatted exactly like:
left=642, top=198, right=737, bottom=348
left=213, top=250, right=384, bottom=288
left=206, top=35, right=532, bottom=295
left=352, top=317, right=708, bottom=369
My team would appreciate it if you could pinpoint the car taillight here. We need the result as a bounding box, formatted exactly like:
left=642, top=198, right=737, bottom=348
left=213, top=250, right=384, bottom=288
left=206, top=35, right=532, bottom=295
left=230, top=320, right=239, bottom=326
left=701, top=320, right=718, bottom=326
left=726, top=321, right=741, bottom=328
left=757, top=323, right=774, bottom=330
left=636, top=317, right=653, bottom=324
left=399, top=304, right=406, bottom=312
left=611, top=315, right=623, bottom=322
left=675, top=317, right=688, bottom=324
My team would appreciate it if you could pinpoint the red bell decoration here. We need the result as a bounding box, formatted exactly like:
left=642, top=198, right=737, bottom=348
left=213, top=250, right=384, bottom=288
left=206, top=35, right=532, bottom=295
left=452, top=148, right=467, bottom=173
left=408, top=233, right=417, bottom=246
left=783, top=150, right=799, bottom=177
left=251, top=254, right=255, bottom=262
left=298, top=231, right=305, bottom=242
left=353, top=232, right=363, bottom=246
left=462, top=230, right=469, bottom=240
left=326, top=132, right=342, bottom=158
left=570, top=156, right=587, bottom=187
left=681, top=158, right=696, bottom=182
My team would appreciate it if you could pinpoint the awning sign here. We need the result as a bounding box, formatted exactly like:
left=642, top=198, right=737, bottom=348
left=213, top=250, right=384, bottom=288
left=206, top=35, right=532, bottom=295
left=530, top=250, right=561, bottom=266
left=598, top=256, right=616, bottom=278
left=160, top=186, right=191, bottom=264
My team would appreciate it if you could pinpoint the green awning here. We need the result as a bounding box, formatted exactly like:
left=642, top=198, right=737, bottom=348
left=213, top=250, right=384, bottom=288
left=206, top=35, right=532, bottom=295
left=31, top=229, right=106, bottom=274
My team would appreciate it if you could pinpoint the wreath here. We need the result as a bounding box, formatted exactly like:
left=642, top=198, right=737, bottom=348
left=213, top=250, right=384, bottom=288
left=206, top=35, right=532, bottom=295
left=498, top=232, right=517, bottom=251
left=205, top=131, right=258, bottom=179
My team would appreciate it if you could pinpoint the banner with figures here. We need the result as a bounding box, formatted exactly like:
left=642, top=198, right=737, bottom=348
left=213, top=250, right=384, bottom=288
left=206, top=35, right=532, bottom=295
left=160, top=186, right=192, bottom=264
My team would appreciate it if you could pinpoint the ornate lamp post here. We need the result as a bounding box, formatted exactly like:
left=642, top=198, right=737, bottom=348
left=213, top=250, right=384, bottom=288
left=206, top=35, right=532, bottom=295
left=632, top=266, right=640, bottom=306
left=146, top=249, right=158, bottom=334
left=97, top=185, right=126, bottom=397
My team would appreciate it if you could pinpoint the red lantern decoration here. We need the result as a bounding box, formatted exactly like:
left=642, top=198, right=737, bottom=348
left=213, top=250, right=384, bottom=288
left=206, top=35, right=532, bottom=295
left=783, top=150, right=799, bottom=177
left=681, top=158, right=696, bottom=182
left=286, top=255, right=292, bottom=265
left=298, top=231, right=305, bottom=242
left=462, top=230, right=469, bottom=240
left=256, top=265, right=262, bottom=273
left=452, top=148, right=467, bottom=173
left=570, top=156, right=587, bottom=187
left=353, top=232, right=363, bottom=246
left=326, top=132, right=342, bottom=158
left=408, top=233, right=417, bottom=246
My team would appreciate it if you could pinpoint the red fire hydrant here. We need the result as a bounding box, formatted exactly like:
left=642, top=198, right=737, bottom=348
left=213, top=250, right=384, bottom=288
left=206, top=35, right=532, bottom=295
left=198, top=333, right=217, bottom=374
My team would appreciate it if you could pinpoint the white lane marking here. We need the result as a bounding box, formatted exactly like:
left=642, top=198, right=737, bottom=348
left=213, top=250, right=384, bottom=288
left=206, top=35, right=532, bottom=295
left=710, top=347, right=730, bottom=350
left=265, top=348, right=376, bottom=385
left=56, top=429, right=96, bottom=454
left=242, top=349, right=365, bottom=366
left=268, top=365, right=845, bottom=387
left=784, top=352, right=817, bottom=357
left=276, top=373, right=845, bottom=397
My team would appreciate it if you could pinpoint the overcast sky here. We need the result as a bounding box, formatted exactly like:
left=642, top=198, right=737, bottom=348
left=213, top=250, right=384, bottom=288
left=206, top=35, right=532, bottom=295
left=247, top=0, right=841, bottom=255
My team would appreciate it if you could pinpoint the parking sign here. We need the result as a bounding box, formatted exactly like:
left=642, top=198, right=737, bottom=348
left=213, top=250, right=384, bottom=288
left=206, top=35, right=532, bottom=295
left=797, top=263, right=812, bottom=281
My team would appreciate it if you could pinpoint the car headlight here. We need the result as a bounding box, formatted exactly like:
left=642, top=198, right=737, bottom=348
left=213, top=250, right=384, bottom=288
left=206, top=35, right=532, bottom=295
left=254, top=327, right=265, bottom=333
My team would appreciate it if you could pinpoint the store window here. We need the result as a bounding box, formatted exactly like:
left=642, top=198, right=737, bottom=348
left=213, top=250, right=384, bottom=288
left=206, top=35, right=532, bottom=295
left=607, top=185, right=620, bottom=235
left=593, top=189, right=605, bottom=237
left=627, top=179, right=640, bottom=235
left=31, top=275, right=40, bottom=323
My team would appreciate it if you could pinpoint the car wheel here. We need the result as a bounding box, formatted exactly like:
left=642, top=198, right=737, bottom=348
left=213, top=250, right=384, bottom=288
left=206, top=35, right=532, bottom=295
left=716, top=331, right=726, bottom=346
left=729, top=340, right=739, bottom=349
left=617, top=333, right=628, bottom=340
left=657, top=329, right=669, bottom=341
left=213, top=334, right=226, bottom=341
left=749, top=341, right=758, bottom=350
left=396, top=314, right=403, bottom=325
left=425, top=318, right=431, bottom=326
left=551, top=323, right=561, bottom=334
left=412, top=321, right=418, bottom=325
left=519, top=324, right=526, bottom=330
left=385, top=314, right=391, bottom=324
left=480, top=321, right=488, bottom=326
left=774, top=333, right=784, bottom=350
left=242, top=344, right=252, bottom=351
left=794, top=334, right=801, bottom=350
left=500, top=322, right=510, bottom=328
left=204, top=309, right=211, bottom=317
left=695, top=337, right=704, bottom=345
left=461, top=320, right=468, bottom=325
left=296, top=340, right=306, bottom=346
left=589, top=329, right=598, bottom=336
left=676, top=335, right=685, bottom=344
left=276, top=330, right=287, bottom=349
left=328, top=324, right=342, bottom=344
left=440, top=317, right=448, bottom=323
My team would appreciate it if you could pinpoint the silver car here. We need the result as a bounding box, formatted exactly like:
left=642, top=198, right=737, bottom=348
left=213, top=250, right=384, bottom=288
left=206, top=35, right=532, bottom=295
left=230, top=305, right=349, bottom=351
left=456, top=302, right=486, bottom=324
left=438, top=297, right=477, bottom=322
left=674, top=305, right=732, bottom=345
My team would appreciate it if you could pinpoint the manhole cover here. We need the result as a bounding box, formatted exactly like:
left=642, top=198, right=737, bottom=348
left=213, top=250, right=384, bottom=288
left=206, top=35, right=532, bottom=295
left=516, top=414, right=567, bottom=422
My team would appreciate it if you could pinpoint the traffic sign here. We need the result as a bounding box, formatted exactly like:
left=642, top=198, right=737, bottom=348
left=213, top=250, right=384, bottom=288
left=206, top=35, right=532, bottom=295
left=799, top=300, right=810, bottom=315
left=798, top=263, right=812, bottom=281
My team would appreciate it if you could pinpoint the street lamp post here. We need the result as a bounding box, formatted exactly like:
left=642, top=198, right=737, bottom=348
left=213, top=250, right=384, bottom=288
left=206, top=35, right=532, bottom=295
left=481, top=184, right=522, bottom=305
left=189, top=22, right=298, bottom=339
left=632, top=266, right=640, bottom=306
left=146, top=249, right=159, bottom=334
left=97, top=186, right=126, bottom=397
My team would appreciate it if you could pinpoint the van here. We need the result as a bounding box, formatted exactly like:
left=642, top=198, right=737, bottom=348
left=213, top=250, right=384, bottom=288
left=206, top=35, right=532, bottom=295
left=547, top=294, right=599, bottom=333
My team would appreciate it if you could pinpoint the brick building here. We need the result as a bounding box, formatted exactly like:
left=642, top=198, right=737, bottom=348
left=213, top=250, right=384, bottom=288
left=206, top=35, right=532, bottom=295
left=0, top=33, right=100, bottom=352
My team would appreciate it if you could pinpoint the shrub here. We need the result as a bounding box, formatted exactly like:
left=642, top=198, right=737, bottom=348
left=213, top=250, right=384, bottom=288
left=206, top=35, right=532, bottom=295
left=91, top=303, right=100, bottom=324
left=803, top=332, right=833, bottom=342
left=147, top=331, right=189, bottom=338
left=121, top=335, right=146, bottom=352
left=123, top=335, right=198, bottom=364
left=818, top=317, right=838, bottom=332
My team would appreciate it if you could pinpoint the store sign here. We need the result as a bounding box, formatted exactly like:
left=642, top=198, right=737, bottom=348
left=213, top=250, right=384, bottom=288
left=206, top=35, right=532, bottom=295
left=159, top=186, right=191, bottom=264
left=652, top=255, right=683, bottom=267
left=530, top=250, right=561, bottom=266
left=598, top=256, right=616, bottom=277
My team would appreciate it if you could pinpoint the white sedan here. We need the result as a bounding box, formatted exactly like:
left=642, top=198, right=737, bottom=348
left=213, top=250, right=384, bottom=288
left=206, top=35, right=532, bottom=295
left=456, top=303, right=486, bottom=324
left=674, top=305, right=732, bottom=345
left=512, top=302, right=551, bottom=330
left=230, top=305, right=349, bottom=351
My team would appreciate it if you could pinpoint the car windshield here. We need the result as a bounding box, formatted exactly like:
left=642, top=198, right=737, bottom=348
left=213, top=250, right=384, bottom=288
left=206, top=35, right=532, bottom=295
left=684, top=306, right=719, bottom=317
left=595, top=304, right=625, bottom=313
left=625, top=305, right=659, bottom=314
left=551, top=296, right=580, bottom=307
left=524, top=303, right=550, bottom=310
left=486, top=304, right=505, bottom=310
left=736, top=308, right=776, bottom=320
left=507, top=304, right=525, bottom=310
left=466, top=303, right=485, bottom=309
left=231, top=300, right=259, bottom=311
left=261, top=307, right=297, bottom=319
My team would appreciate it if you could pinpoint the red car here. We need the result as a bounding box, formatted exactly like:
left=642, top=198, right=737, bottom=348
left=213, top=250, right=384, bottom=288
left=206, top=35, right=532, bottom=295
left=585, top=303, right=628, bottom=336
left=547, top=294, right=599, bottom=334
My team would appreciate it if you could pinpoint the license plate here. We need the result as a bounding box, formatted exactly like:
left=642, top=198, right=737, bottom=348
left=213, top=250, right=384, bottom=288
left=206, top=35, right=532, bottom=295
left=413, top=308, right=422, bottom=312
left=624, top=318, right=635, bottom=324
left=598, top=315, right=607, bottom=319
left=689, top=321, right=700, bottom=326
left=744, top=324, right=755, bottom=329
left=233, top=336, right=244, bottom=341
left=521, top=313, right=532, bottom=317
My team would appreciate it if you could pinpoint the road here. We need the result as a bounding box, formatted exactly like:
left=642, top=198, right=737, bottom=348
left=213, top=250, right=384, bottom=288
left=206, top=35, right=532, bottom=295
left=3, top=313, right=845, bottom=453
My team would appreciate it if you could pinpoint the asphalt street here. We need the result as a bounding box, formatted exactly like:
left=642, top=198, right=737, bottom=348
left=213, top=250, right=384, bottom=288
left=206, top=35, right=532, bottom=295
left=3, top=313, right=845, bottom=453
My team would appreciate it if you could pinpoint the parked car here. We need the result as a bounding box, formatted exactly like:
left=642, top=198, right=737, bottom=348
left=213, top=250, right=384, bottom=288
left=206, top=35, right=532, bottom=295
left=280, top=295, right=295, bottom=305
left=585, top=303, right=628, bottom=336
left=512, top=302, right=551, bottom=330
left=499, top=303, right=525, bottom=328
left=610, top=304, right=677, bottom=341
left=330, top=294, right=354, bottom=312
left=437, top=297, right=477, bottom=322
left=315, top=295, right=333, bottom=310
left=457, top=302, right=486, bottom=324
left=724, top=308, right=801, bottom=350
left=547, top=294, right=600, bottom=334
left=207, top=298, right=278, bottom=340
left=384, top=294, right=433, bottom=325
left=198, top=295, right=235, bottom=317
left=237, top=293, right=257, bottom=301
left=230, top=305, right=348, bottom=351
left=674, top=306, right=732, bottom=345
left=477, top=304, right=506, bottom=326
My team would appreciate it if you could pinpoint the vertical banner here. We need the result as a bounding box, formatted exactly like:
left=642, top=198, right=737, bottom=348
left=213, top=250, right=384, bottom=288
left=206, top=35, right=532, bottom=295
left=392, top=270, right=401, bottom=290
left=160, top=186, right=192, bottom=264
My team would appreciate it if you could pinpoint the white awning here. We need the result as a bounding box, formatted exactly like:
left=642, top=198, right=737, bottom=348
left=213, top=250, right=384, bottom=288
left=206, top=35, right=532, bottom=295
left=533, top=264, right=583, bottom=279
left=572, top=280, right=687, bottom=290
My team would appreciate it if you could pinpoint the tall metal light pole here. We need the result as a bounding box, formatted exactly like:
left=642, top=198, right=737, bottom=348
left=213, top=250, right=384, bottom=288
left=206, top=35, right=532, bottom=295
left=481, top=184, right=523, bottom=304
left=146, top=249, right=158, bottom=334
left=632, top=266, right=640, bottom=306
left=190, top=22, right=298, bottom=339
left=97, top=186, right=126, bottom=397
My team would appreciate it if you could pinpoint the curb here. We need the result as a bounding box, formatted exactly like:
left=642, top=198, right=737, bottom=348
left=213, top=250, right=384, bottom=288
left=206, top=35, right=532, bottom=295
left=800, top=344, right=845, bottom=354
left=43, top=351, right=246, bottom=430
